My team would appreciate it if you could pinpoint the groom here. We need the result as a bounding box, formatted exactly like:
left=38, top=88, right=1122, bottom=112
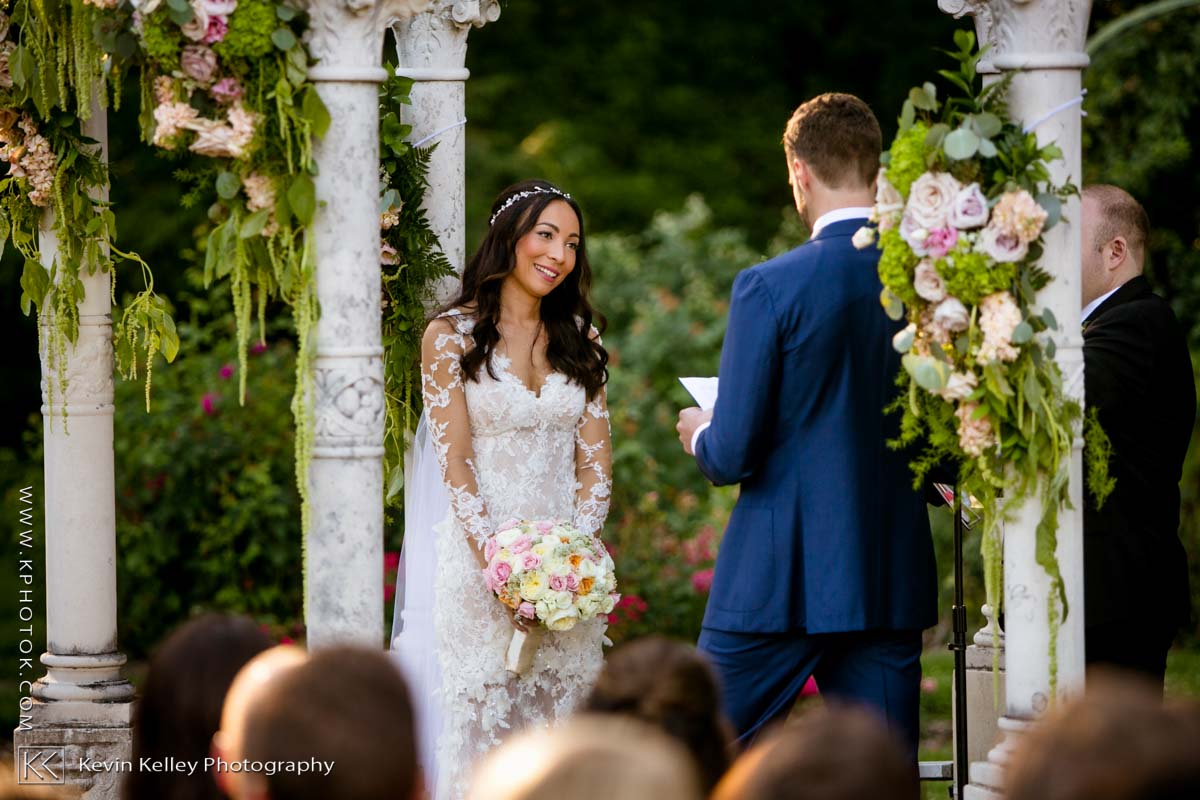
left=677, top=93, right=937, bottom=758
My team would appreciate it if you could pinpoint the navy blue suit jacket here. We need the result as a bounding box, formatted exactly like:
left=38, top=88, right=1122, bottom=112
left=696, top=218, right=938, bottom=634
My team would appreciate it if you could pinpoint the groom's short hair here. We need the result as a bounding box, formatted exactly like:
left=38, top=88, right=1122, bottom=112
left=783, top=93, right=881, bottom=189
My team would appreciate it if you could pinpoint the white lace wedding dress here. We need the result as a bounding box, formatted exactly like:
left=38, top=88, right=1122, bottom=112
left=392, top=311, right=612, bottom=800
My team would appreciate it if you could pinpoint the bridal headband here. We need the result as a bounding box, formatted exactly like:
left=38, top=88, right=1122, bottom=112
left=489, top=187, right=573, bottom=227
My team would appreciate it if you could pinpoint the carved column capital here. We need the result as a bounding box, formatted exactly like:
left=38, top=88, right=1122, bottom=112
left=938, top=0, right=1091, bottom=71
left=301, top=0, right=433, bottom=80
left=392, top=0, right=500, bottom=77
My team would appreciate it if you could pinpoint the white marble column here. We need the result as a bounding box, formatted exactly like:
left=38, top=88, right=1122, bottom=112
left=13, top=98, right=134, bottom=800
left=939, top=2, right=1092, bottom=798
left=392, top=0, right=500, bottom=304
left=300, top=0, right=430, bottom=650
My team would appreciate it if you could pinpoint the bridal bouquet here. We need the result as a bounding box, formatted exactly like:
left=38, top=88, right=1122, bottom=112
left=854, top=31, right=1112, bottom=689
left=483, top=519, right=618, bottom=675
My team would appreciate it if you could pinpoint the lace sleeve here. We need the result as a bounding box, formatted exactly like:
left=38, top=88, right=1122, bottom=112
left=573, top=329, right=612, bottom=538
left=421, top=317, right=493, bottom=545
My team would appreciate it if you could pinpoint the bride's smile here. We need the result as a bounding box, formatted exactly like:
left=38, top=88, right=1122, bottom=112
left=510, top=199, right=579, bottom=297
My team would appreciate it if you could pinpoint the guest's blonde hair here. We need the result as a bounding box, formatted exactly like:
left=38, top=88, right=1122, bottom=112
left=467, top=714, right=703, bottom=800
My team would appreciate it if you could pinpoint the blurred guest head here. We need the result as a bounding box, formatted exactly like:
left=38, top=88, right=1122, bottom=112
left=211, top=644, right=306, bottom=799
left=583, top=635, right=732, bottom=792
left=236, top=645, right=417, bottom=800
left=712, top=705, right=917, bottom=800
left=468, top=714, right=702, bottom=800
left=125, top=613, right=272, bottom=800
left=1007, top=671, right=1200, bottom=800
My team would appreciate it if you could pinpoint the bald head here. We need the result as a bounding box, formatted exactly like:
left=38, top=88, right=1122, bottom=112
left=1081, top=185, right=1150, bottom=309
left=212, top=644, right=306, bottom=798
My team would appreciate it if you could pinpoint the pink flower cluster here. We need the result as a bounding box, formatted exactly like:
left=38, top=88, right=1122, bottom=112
left=977, top=291, right=1022, bottom=363
left=955, top=402, right=995, bottom=457
left=0, top=114, right=56, bottom=207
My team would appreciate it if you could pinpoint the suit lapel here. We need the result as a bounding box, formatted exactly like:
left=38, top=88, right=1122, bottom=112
left=1085, top=275, right=1152, bottom=326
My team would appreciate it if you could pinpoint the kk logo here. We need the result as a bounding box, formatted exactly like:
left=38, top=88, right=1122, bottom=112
left=16, top=746, right=65, bottom=784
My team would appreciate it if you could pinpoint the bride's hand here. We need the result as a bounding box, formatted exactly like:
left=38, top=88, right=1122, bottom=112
left=472, top=541, right=489, bottom=572
left=509, top=614, right=531, bottom=633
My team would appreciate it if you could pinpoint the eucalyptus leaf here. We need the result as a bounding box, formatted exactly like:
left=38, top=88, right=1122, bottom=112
left=216, top=171, right=241, bottom=200
left=271, top=27, right=297, bottom=51
left=1012, top=321, right=1034, bottom=344
left=943, top=128, right=980, bottom=160
left=972, top=113, right=1002, bottom=138
left=276, top=4, right=299, bottom=20
left=902, top=354, right=949, bottom=392
left=892, top=325, right=915, bottom=354
left=923, top=82, right=938, bottom=105
left=924, top=123, right=950, bottom=151
left=115, top=32, right=139, bottom=60
left=167, top=0, right=190, bottom=10
left=301, top=87, right=331, bottom=140
left=977, top=138, right=998, bottom=158
left=1042, top=308, right=1058, bottom=331
left=287, top=174, right=316, bottom=226
left=880, top=288, right=904, bottom=321
left=909, top=86, right=937, bottom=112
left=899, top=99, right=915, bottom=133
left=1036, top=192, right=1062, bottom=231
left=168, top=5, right=194, bottom=25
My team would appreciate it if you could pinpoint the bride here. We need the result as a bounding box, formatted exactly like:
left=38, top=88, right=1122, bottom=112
left=391, top=180, right=613, bottom=800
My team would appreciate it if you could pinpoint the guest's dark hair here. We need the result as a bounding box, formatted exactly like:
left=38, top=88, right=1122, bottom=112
left=242, top=645, right=418, bottom=800
left=124, top=613, right=272, bottom=800
left=1006, top=671, right=1200, bottom=800
left=713, top=706, right=918, bottom=800
left=444, top=179, right=607, bottom=400
left=583, top=636, right=733, bottom=793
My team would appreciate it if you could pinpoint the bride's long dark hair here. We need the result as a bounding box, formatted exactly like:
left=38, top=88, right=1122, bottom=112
left=443, top=179, right=608, bottom=400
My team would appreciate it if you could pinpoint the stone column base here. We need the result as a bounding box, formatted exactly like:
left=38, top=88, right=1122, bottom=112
left=12, top=699, right=133, bottom=799
left=963, top=715, right=1034, bottom=800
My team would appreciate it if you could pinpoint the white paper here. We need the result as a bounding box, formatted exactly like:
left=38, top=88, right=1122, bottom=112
left=679, top=377, right=719, bottom=411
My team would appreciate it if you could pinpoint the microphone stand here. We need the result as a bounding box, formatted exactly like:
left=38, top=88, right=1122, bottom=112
left=950, top=486, right=969, bottom=799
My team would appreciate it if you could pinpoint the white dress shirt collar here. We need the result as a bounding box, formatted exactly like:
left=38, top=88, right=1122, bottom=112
left=809, top=206, right=874, bottom=240
left=1082, top=281, right=1128, bottom=325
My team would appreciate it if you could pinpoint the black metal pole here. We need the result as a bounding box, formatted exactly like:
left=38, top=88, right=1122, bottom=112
left=951, top=486, right=969, bottom=799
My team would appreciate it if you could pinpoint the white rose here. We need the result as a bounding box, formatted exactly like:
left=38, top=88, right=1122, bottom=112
left=875, top=167, right=904, bottom=214
left=913, top=259, right=947, bottom=303
left=950, top=183, right=989, bottom=229
left=905, top=171, right=962, bottom=231
left=935, top=371, right=978, bottom=401
left=600, top=594, right=616, bottom=614
left=899, top=211, right=931, bottom=257
left=893, top=323, right=917, bottom=354
left=578, top=595, right=603, bottom=618
left=852, top=225, right=876, bottom=250
left=546, top=607, right=579, bottom=631
left=180, top=0, right=209, bottom=41
left=553, top=590, right=573, bottom=610
left=978, top=224, right=1028, bottom=263
left=203, top=0, right=237, bottom=14
left=534, top=599, right=554, bottom=620
left=933, top=297, right=970, bottom=333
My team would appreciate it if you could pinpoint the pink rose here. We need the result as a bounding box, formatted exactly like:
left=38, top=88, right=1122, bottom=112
left=180, top=45, right=218, bottom=86
left=925, top=227, right=958, bottom=260
left=913, top=260, right=947, bottom=303
left=509, top=535, right=533, bottom=554
left=498, top=519, right=520, bottom=532
left=201, top=15, right=227, bottom=44
left=517, top=602, right=536, bottom=619
left=691, top=568, right=714, bottom=594
left=484, top=538, right=500, bottom=562
left=549, top=575, right=567, bottom=592
left=536, top=520, right=554, bottom=533
left=899, top=211, right=931, bottom=257
left=521, top=552, right=542, bottom=571
left=905, top=171, right=962, bottom=230
left=488, top=560, right=511, bottom=588
left=219, top=363, right=234, bottom=380
left=978, top=224, right=1028, bottom=263
left=565, top=573, right=580, bottom=591
left=210, top=77, right=243, bottom=105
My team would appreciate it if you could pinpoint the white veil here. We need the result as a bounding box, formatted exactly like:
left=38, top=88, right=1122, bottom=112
left=390, top=412, right=446, bottom=797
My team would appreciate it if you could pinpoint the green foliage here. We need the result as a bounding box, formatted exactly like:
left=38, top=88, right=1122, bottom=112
left=878, top=227, right=919, bottom=305
left=588, top=197, right=759, bottom=641
left=139, top=9, right=183, bottom=70
left=938, top=241, right=1014, bottom=306
left=212, top=0, right=278, bottom=62
left=887, top=122, right=931, bottom=196
left=1084, top=406, right=1116, bottom=508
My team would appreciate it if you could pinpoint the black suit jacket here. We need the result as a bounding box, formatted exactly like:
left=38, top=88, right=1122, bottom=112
left=1083, top=275, right=1195, bottom=632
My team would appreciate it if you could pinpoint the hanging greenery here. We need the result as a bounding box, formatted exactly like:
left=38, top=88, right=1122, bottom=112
left=378, top=72, right=454, bottom=508
left=1, top=0, right=175, bottom=417
left=858, top=31, right=1114, bottom=693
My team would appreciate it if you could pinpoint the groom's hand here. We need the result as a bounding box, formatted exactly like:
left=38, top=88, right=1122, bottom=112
left=677, top=407, right=713, bottom=456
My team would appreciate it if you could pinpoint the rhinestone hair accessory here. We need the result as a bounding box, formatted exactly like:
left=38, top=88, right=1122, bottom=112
left=489, top=187, right=572, bottom=227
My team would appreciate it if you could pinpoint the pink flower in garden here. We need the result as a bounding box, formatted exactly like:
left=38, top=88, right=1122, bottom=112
left=517, top=602, right=536, bottom=619
left=924, top=226, right=958, bottom=259
left=384, top=551, right=400, bottom=571
left=484, top=538, right=500, bottom=562
left=220, top=363, right=234, bottom=380
left=608, top=594, right=648, bottom=625
left=691, top=568, right=714, bottom=594
left=279, top=635, right=295, bottom=645
left=921, top=677, right=939, bottom=694
left=509, top=535, right=533, bottom=554
left=251, top=340, right=268, bottom=354
left=521, top=552, right=542, bottom=571
left=549, top=575, right=567, bottom=592
left=210, top=77, right=244, bottom=105
left=201, top=392, right=219, bottom=415
left=201, top=15, right=228, bottom=44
